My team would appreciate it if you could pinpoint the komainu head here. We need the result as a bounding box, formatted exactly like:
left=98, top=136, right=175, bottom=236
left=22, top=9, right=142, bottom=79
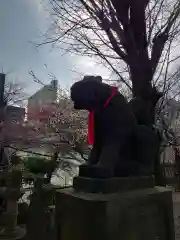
left=70, top=75, right=111, bottom=110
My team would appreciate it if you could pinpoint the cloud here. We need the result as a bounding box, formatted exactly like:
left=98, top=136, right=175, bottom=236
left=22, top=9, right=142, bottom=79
left=0, top=0, right=115, bottom=98
left=27, top=0, right=45, bottom=15
left=68, top=55, right=112, bottom=82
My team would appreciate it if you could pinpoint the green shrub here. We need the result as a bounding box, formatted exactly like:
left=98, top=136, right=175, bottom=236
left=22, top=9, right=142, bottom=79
left=24, top=157, right=53, bottom=174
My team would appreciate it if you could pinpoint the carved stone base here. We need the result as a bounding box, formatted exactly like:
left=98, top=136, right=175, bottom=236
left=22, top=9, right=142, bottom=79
left=73, top=176, right=155, bottom=194
left=55, top=186, right=175, bottom=240
left=79, top=163, right=153, bottom=179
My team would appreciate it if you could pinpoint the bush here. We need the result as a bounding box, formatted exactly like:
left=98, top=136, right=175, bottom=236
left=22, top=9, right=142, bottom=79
left=24, top=157, right=52, bottom=174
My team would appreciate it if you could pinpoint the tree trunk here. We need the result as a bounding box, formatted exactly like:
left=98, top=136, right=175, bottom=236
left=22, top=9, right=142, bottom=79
left=129, top=67, right=164, bottom=186
left=129, top=69, right=160, bottom=128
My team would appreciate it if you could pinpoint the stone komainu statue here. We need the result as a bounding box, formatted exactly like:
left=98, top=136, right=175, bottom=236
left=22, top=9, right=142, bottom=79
left=71, top=76, right=159, bottom=178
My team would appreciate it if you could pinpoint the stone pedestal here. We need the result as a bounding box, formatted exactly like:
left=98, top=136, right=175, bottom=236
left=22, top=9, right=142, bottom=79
left=55, top=177, right=175, bottom=240
left=73, top=176, right=155, bottom=193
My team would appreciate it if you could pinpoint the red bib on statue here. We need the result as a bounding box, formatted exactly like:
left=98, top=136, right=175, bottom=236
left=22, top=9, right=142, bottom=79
left=87, top=87, right=118, bottom=145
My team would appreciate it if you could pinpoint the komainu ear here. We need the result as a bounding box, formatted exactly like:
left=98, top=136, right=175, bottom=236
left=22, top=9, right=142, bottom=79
left=94, top=76, right=102, bottom=82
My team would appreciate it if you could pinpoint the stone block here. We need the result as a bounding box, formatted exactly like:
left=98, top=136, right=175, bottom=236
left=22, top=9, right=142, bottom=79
left=55, top=186, right=175, bottom=240
left=73, top=176, right=155, bottom=193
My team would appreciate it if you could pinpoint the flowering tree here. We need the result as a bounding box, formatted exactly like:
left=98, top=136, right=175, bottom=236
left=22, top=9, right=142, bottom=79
left=1, top=94, right=88, bottom=171
left=27, top=99, right=88, bottom=156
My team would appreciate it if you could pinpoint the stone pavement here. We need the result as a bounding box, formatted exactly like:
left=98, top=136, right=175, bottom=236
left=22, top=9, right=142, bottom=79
left=173, top=193, right=180, bottom=239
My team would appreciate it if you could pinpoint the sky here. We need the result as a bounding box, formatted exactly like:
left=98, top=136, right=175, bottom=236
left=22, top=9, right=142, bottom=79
left=0, top=0, right=111, bottom=97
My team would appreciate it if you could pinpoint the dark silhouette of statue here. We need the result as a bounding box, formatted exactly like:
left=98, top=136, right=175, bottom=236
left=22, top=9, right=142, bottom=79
left=71, top=76, right=159, bottom=178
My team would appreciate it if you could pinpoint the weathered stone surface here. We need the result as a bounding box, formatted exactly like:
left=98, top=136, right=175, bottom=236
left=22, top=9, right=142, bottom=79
left=25, top=181, right=55, bottom=240
left=73, top=176, right=155, bottom=193
left=56, top=186, right=175, bottom=240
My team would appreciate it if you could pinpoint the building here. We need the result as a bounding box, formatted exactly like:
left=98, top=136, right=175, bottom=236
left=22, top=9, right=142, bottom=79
left=5, top=106, right=25, bottom=124
left=27, top=80, right=58, bottom=120
left=25, top=79, right=59, bottom=154
left=156, top=98, right=180, bottom=164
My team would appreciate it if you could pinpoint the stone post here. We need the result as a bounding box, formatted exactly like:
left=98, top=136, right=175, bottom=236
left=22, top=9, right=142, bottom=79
left=26, top=175, right=55, bottom=240
left=0, top=167, right=25, bottom=240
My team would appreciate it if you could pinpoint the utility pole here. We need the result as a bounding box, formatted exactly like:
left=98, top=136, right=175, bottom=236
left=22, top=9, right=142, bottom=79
left=0, top=73, right=6, bottom=167
left=0, top=73, right=5, bottom=107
